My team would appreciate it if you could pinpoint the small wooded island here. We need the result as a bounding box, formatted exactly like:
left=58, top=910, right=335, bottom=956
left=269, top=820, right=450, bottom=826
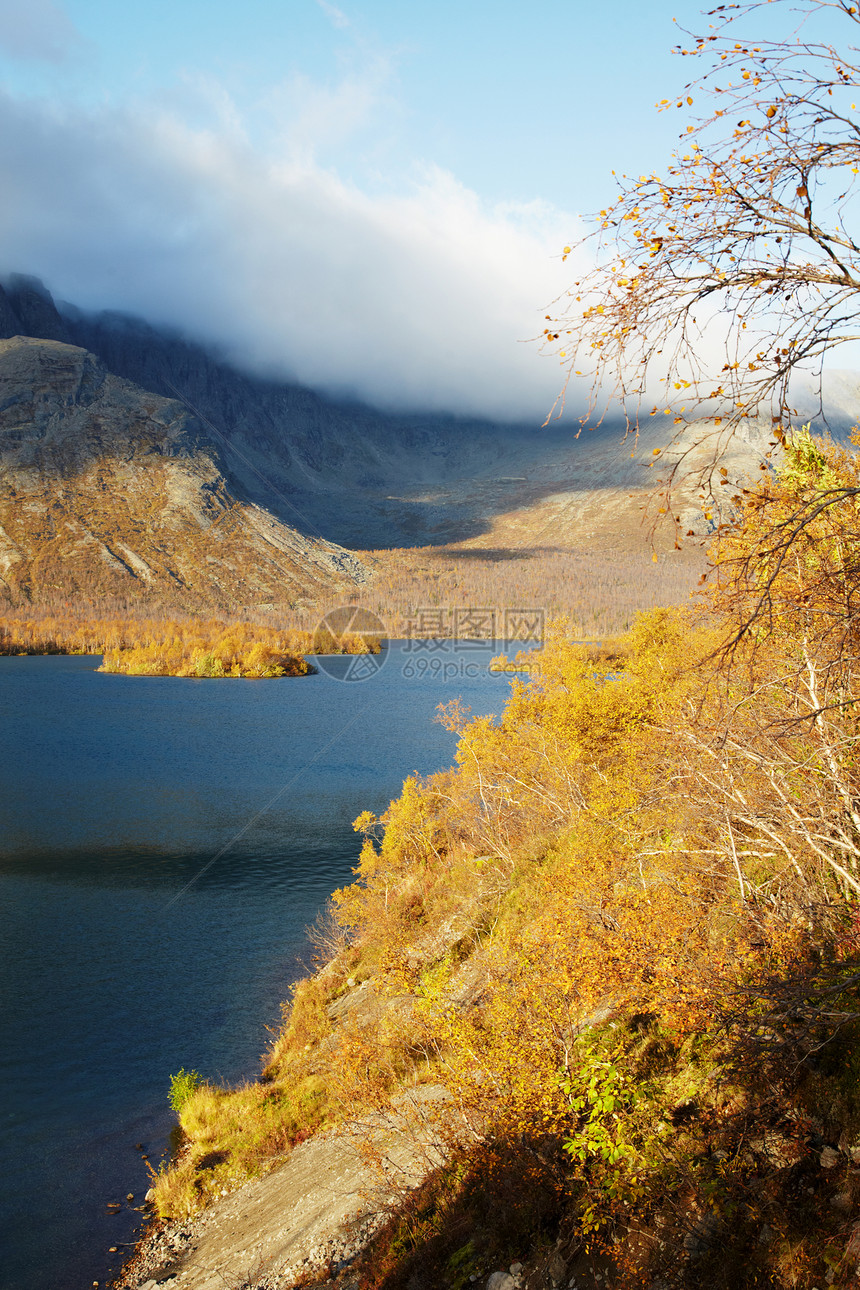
left=0, top=614, right=380, bottom=677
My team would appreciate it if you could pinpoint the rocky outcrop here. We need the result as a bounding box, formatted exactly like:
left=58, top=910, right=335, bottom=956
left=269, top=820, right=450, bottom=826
left=0, top=336, right=367, bottom=606
left=1, top=273, right=71, bottom=343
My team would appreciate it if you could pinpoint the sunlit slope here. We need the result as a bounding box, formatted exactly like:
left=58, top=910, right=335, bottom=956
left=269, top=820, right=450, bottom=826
left=0, top=336, right=367, bottom=607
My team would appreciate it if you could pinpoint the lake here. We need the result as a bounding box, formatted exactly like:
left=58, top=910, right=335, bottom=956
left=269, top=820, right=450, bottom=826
left=0, top=643, right=513, bottom=1290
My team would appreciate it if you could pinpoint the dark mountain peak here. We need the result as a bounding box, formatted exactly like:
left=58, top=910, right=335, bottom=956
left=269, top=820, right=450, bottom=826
left=0, top=273, right=71, bottom=344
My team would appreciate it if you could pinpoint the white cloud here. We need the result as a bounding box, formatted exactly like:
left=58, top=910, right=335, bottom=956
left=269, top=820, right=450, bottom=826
left=258, top=51, right=395, bottom=167
left=0, top=88, right=580, bottom=420
left=315, top=0, right=351, bottom=32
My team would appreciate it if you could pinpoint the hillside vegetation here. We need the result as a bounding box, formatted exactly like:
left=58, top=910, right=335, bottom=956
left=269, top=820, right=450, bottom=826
left=346, top=541, right=705, bottom=641
left=152, top=432, right=860, bottom=1288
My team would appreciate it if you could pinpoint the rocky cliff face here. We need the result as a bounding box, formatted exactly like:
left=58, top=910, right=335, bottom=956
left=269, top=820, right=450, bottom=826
left=0, top=335, right=367, bottom=606
left=0, top=273, right=818, bottom=587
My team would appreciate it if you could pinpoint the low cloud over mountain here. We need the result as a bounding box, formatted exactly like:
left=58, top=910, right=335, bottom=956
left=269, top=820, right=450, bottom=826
left=0, top=88, right=574, bottom=421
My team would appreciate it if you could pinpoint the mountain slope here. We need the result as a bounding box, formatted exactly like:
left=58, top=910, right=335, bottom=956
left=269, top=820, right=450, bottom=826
left=1, top=272, right=834, bottom=576
left=59, top=299, right=585, bottom=548
left=0, top=335, right=367, bottom=607
left=53, top=288, right=794, bottom=551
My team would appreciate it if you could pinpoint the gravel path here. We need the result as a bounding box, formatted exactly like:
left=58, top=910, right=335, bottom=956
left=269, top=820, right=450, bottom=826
left=116, top=1088, right=451, bottom=1290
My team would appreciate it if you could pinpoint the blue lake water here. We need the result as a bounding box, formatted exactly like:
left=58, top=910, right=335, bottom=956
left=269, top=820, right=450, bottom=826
left=0, top=645, right=512, bottom=1290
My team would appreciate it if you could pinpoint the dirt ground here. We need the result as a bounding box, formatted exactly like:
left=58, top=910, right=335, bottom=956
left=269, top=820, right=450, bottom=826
left=118, top=1088, right=452, bottom=1290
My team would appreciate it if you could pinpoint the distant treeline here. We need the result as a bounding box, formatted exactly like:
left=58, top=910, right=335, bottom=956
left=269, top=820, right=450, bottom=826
left=314, top=542, right=706, bottom=640
left=0, top=539, right=704, bottom=648
left=0, top=540, right=701, bottom=678
left=0, top=613, right=379, bottom=678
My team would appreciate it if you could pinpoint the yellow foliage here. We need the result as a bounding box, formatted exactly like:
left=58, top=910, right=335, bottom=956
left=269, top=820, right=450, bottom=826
left=0, top=612, right=378, bottom=677
left=281, top=432, right=860, bottom=1169
left=151, top=430, right=860, bottom=1280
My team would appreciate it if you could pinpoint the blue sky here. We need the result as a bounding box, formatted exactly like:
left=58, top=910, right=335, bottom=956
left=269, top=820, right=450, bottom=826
left=0, top=0, right=704, bottom=417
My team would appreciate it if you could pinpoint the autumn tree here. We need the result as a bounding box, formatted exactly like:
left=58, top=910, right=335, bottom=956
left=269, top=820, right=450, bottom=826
left=549, top=1, right=860, bottom=514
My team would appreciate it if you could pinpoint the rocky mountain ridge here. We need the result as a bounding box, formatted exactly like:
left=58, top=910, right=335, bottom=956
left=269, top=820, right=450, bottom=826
left=0, top=273, right=709, bottom=554
left=1, top=273, right=585, bottom=550
left=3, top=271, right=851, bottom=610
left=0, top=331, right=367, bottom=607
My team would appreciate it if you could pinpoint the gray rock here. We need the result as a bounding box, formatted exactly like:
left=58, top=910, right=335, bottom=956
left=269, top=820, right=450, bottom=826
left=487, top=1274, right=516, bottom=1290
left=821, top=1146, right=841, bottom=1168
left=683, top=1210, right=719, bottom=1258
left=547, top=1250, right=568, bottom=1285
left=748, top=1131, right=799, bottom=1167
